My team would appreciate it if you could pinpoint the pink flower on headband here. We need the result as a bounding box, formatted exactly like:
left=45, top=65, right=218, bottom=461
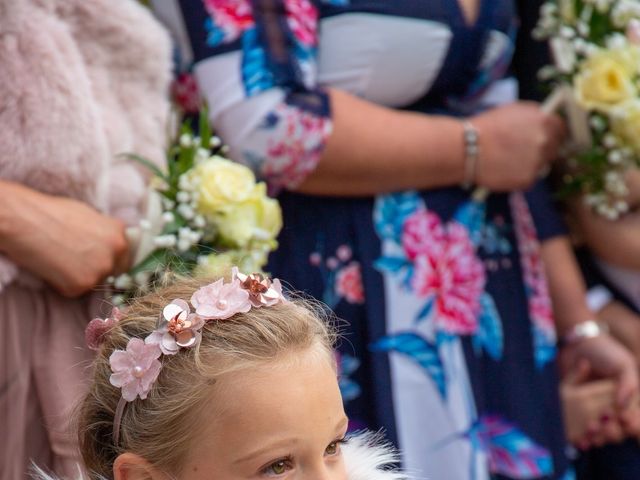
left=233, top=267, right=285, bottom=307
left=85, top=308, right=123, bottom=351
left=145, top=299, right=205, bottom=355
left=109, top=338, right=162, bottom=402
left=190, top=278, right=252, bottom=320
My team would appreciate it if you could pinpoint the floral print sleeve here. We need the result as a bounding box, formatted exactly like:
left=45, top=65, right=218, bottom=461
left=180, top=0, right=332, bottom=192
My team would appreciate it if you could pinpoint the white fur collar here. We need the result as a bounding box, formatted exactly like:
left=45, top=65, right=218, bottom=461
left=32, top=432, right=408, bottom=480
left=344, top=432, right=409, bottom=480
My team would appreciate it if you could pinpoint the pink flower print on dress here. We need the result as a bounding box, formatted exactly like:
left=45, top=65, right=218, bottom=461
left=109, top=338, right=162, bottom=402
left=85, top=307, right=123, bottom=351
left=264, top=103, right=332, bottom=192
left=191, top=278, right=252, bottom=320
left=172, top=73, right=201, bottom=114
left=336, top=245, right=353, bottom=262
left=335, top=262, right=365, bottom=304
left=145, top=299, right=205, bottom=355
left=284, top=0, right=318, bottom=47
left=401, top=210, right=446, bottom=261
left=407, top=212, right=486, bottom=335
left=203, top=0, right=255, bottom=44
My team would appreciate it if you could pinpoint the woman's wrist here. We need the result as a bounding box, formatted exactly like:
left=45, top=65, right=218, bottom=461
left=559, top=319, right=609, bottom=348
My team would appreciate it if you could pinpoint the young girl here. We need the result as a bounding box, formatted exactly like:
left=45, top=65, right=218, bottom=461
left=36, top=270, right=407, bottom=480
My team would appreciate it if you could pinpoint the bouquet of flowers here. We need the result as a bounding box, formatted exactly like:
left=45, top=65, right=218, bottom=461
left=535, top=0, right=640, bottom=219
left=110, top=111, right=282, bottom=304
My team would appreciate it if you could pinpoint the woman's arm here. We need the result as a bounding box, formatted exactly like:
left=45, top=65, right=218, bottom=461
left=296, top=90, right=564, bottom=196
left=0, top=180, right=129, bottom=297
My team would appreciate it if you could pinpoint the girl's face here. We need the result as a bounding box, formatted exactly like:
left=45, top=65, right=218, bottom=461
left=182, top=347, right=349, bottom=480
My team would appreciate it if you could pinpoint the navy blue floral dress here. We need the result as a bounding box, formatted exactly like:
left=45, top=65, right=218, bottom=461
left=163, top=1, right=573, bottom=478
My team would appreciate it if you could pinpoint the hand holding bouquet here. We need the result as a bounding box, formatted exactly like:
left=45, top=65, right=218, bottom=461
left=535, top=0, right=640, bottom=219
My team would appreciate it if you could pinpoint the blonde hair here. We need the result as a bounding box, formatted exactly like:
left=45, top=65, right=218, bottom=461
left=78, top=277, right=336, bottom=479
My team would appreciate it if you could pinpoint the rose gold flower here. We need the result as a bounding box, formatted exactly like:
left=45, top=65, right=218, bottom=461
left=232, top=267, right=284, bottom=307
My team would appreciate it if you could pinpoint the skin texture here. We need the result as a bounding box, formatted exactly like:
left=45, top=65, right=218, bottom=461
left=0, top=179, right=129, bottom=297
left=114, top=348, right=349, bottom=480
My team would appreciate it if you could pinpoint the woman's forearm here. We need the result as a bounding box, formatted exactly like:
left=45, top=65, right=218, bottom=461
left=541, top=236, right=593, bottom=337
left=296, top=89, right=466, bottom=196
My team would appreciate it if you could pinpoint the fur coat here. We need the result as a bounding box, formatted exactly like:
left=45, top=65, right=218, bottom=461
left=0, top=0, right=172, bottom=290
left=32, top=432, right=410, bottom=480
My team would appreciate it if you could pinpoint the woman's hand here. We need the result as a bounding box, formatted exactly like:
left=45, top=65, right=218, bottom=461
left=0, top=181, right=129, bottom=297
left=472, top=102, right=567, bottom=191
left=560, top=334, right=640, bottom=439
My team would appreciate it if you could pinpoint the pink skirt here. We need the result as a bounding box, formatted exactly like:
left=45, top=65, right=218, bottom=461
left=0, top=282, right=99, bottom=479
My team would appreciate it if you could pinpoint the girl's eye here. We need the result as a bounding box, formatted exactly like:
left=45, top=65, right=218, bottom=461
left=325, top=439, right=344, bottom=456
left=263, top=459, right=291, bottom=477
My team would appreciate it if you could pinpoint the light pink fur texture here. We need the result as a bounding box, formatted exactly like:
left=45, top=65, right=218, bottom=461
left=0, top=0, right=172, bottom=290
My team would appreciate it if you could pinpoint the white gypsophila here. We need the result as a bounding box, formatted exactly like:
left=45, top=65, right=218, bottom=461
left=538, top=65, right=558, bottom=80
left=612, top=0, right=640, bottom=27
left=162, top=198, right=175, bottom=210
left=573, top=37, right=589, bottom=54
left=113, top=274, right=133, bottom=290
left=210, top=136, right=222, bottom=148
left=577, top=20, right=590, bottom=37
left=154, top=234, right=177, bottom=248
left=606, top=32, right=629, bottom=49
left=176, top=191, right=191, bottom=204
left=177, top=203, right=195, bottom=220
left=134, top=271, right=152, bottom=287
left=608, top=150, right=624, bottom=164
left=551, top=37, right=577, bottom=72
left=178, top=173, right=195, bottom=192
left=179, top=133, right=192, bottom=148
left=177, top=238, right=192, bottom=252
left=162, top=211, right=175, bottom=224
left=193, top=215, right=206, bottom=229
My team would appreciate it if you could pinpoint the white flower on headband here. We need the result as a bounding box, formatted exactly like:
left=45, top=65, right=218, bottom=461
left=145, top=299, right=205, bottom=355
left=109, top=339, right=162, bottom=402
left=190, top=278, right=252, bottom=319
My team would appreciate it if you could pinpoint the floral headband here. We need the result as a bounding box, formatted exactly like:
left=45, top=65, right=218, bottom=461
left=85, top=268, right=285, bottom=445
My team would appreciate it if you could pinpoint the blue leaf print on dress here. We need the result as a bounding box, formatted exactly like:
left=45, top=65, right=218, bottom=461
left=472, top=293, right=504, bottom=360
left=453, top=200, right=486, bottom=247
left=559, top=467, right=576, bottom=480
left=532, top=325, right=557, bottom=369
left=373, top=192, right=423, bottom=243
left=241, top=29, right=274, bottom=96
left=337, top=353, right=362, bottom=403
left=467, top=415, right=553, bottom=479
left=371, top=332, right=446, bottom=398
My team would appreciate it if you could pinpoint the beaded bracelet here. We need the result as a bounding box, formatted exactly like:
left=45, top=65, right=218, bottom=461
left=461, top=121, right=480, bottom=190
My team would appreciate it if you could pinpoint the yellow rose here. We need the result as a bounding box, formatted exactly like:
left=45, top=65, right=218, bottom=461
left=574, top=47, right=639, bottom=112
left=194, top=250, right=269, bottom=278
left=214, top=183, right=283, bottom=248
left=612, top=101, right=640, bottom=154
left=192, top=156, right=256, bottom=215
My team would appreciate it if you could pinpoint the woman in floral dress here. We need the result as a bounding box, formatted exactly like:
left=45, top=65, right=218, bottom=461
left=155, top=1, right=639, bottom=479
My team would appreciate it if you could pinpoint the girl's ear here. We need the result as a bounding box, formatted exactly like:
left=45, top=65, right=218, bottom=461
left=113, top=453, right=164, bottom=480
